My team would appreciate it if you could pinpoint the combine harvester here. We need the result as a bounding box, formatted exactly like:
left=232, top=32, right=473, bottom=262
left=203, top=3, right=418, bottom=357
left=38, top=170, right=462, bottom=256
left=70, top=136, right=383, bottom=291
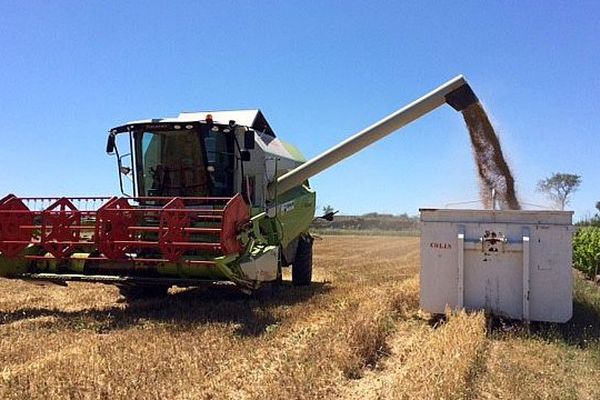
left=0, top=76, right=483, bottom=298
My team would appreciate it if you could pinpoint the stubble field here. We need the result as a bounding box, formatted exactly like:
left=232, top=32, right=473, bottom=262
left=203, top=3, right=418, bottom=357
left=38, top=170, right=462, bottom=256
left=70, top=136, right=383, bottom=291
left=1, top=235, right=600, bottom=399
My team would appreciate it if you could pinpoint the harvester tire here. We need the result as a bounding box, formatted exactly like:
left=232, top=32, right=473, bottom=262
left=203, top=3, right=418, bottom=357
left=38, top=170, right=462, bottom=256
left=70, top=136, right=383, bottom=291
left=292, top=235, right=313, bottom=286
left=118, top=285, right=169, bottom=301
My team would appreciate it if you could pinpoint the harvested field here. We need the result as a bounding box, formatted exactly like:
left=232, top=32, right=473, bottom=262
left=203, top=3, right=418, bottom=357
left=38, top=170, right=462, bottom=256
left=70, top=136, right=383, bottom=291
left=1, top=236, right=600, bottom=399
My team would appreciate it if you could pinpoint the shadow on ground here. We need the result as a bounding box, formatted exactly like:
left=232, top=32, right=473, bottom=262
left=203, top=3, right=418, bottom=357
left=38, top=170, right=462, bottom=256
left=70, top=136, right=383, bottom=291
left=0, top=281, right=332, bottom=337
left=488, top=278, right=600, bottom=348
left=529, top=297, right=600, bottom=347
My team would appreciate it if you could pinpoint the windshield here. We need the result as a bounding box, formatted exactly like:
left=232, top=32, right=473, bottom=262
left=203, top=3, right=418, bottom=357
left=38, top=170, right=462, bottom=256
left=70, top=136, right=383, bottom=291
left=136, top=128, right=234, bottom=197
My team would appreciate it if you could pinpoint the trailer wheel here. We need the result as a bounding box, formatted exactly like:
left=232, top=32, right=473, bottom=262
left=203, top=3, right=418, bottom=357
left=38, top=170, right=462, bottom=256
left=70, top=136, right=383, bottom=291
left=292, top=234, right=313, bottom=286
left=118, top=285, right=170, bottom=301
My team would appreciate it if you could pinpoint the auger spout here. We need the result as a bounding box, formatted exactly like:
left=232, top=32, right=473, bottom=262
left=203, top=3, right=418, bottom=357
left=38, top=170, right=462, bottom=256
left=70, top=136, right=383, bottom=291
left=271, top=75, right=478, bottom=196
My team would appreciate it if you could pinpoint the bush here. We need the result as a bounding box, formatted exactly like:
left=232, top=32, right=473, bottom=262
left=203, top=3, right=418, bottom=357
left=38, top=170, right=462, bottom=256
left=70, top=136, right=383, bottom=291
left=573, top=227, right=600, bottom=278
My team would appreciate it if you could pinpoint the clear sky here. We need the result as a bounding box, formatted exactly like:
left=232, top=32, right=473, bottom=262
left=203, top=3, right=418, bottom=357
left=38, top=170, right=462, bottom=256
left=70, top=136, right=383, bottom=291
left=0, top=2, right=598, bottom=219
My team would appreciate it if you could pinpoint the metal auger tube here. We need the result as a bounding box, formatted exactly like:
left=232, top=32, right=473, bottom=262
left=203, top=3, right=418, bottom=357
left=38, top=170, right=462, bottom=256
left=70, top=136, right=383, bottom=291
left=271, top=74, right=478, bottom=196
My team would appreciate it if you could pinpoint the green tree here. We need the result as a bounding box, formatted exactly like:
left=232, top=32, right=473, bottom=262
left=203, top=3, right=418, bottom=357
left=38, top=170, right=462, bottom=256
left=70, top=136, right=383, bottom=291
left=536, top=173, right=582, bottom=210
left=592, top=201, right=600, bottom=227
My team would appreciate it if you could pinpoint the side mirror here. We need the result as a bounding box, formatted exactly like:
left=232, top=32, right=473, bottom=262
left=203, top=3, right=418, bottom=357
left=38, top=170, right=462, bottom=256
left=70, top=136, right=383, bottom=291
left=106, top=133, right=116, bottom=154
left=118, top=153, right=133, bottom=176
left=320, top=210, right=338, bottom=221
left=244, top=130, right=255, bottom=150
left=116, top=152, right=134, bottom=197
left=240, top=150, right=251, bottom=162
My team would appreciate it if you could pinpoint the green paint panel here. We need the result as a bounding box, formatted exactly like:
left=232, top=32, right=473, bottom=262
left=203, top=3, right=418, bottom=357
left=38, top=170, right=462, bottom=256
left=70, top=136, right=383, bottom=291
left=280, top=140, right=307, bottom=162
left=273, top=185, right=316, bottom=247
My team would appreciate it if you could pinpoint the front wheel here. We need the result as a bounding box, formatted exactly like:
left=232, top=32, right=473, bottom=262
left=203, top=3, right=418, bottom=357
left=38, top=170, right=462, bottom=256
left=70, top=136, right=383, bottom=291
left=292, top=234, right=313, bottom=286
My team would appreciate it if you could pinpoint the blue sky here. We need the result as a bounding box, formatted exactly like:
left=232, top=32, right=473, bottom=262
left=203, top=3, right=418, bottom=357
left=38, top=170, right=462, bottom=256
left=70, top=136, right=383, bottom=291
left=0, top=2, right=598, bottom=219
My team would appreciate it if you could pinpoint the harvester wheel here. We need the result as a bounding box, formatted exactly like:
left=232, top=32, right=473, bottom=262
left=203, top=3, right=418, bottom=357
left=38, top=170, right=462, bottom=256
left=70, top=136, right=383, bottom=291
left=292, top=235, right=313, bottom=286
left=118, top=285, right=170, bottom=301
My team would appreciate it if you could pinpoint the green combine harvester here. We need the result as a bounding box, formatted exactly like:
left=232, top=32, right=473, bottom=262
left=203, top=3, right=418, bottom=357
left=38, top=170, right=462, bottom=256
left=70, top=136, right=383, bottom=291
left=0, top=76, right=478, bottom=298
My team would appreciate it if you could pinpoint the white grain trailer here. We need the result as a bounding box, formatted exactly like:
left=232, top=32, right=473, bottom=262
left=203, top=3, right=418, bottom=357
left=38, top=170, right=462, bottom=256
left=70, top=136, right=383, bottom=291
left=420, top=209, right=574, bottom=322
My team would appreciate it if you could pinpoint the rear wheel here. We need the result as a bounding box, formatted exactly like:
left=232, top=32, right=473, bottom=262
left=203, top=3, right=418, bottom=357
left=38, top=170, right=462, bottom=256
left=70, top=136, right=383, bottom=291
left=292, top=234, right=313, bottom=286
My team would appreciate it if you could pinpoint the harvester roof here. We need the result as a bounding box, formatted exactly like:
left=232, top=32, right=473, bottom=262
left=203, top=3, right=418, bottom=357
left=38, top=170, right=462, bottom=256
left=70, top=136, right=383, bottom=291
left=113, top=109, right=276, bottom=136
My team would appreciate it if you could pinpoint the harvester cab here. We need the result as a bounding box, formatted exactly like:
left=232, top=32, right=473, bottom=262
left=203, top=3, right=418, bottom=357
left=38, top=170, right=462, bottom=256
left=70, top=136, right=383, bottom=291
left=107, top=110, right=303, bottom=204
left=0, top=76, right=478, bottom=298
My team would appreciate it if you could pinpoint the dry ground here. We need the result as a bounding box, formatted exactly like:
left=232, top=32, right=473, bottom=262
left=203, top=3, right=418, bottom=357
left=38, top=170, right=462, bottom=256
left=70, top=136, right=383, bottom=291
left=1, top=236, right=600, bottom=399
